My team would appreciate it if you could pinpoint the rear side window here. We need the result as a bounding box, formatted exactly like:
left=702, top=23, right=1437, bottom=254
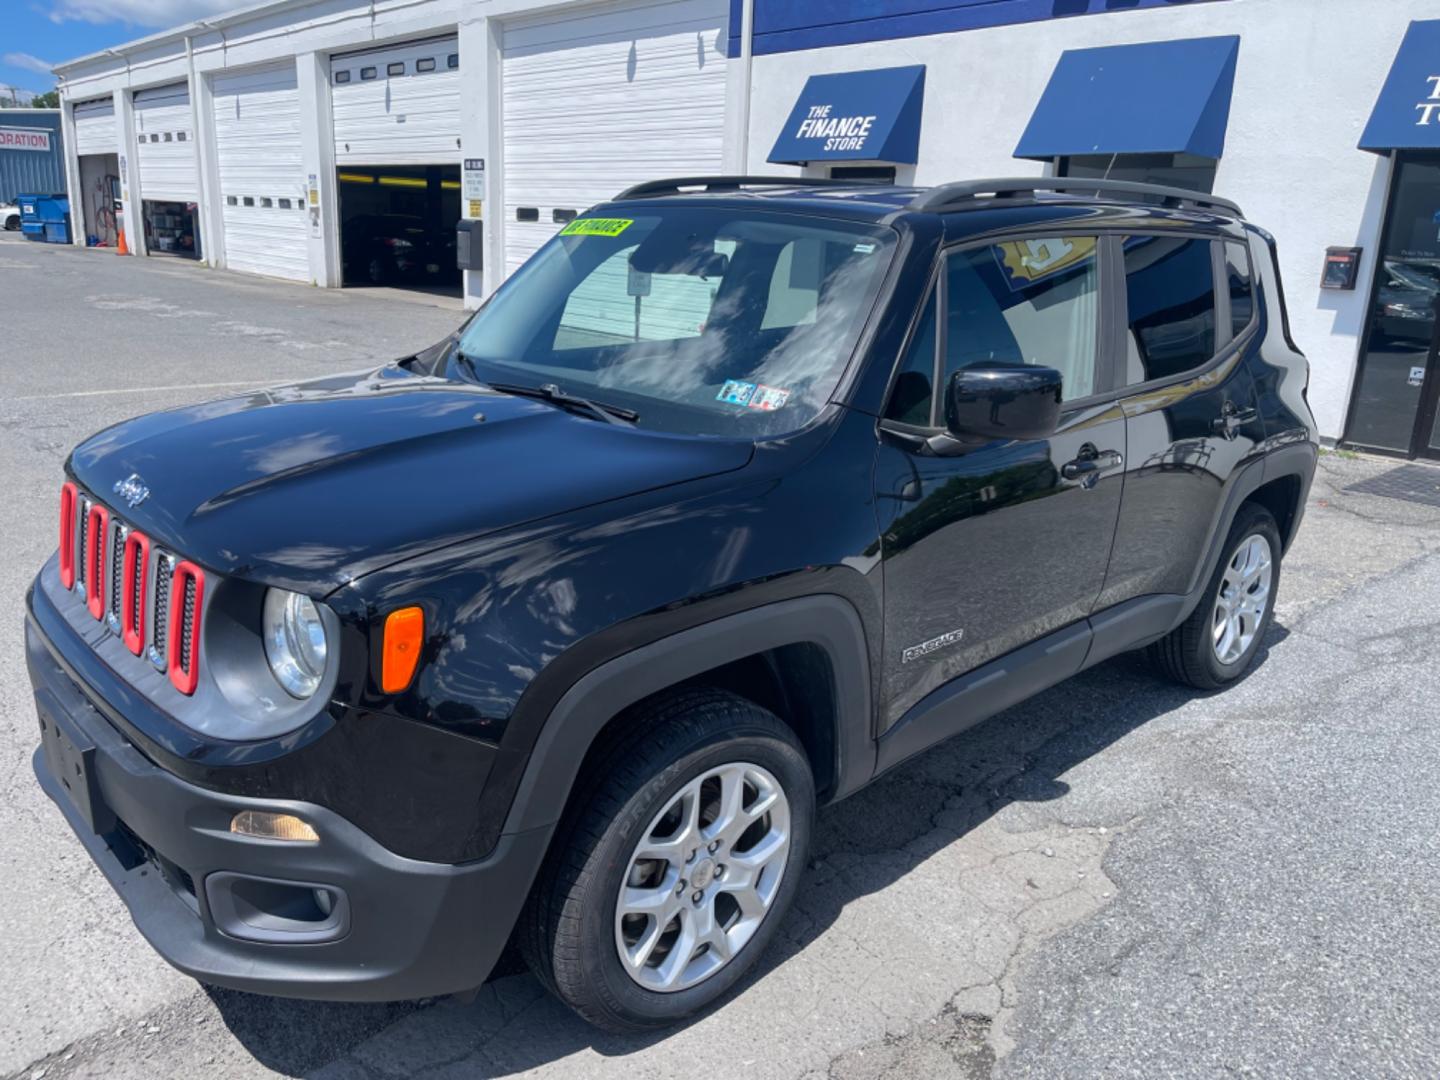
left=1225, top=241, right=1255, bottom=337
left=885, top=288, right=937, bottom=425
left=943, top=237, right=1101, bottom=402
left=1121, top=236, right=1217, bottom=384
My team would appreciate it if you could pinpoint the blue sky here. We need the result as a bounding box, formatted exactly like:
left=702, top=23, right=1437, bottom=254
left=2, top=0, right=238, bottom=101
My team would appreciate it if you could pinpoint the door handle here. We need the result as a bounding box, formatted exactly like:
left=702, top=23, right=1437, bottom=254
left=1212, top=403, right=1258, bottom=440
left=1061, top=446, right=1123, bottom=483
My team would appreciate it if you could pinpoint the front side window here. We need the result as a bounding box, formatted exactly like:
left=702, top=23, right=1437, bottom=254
left=943, top=236, right=1101, bottom=402
left=454, top=209, right=897, bottom=437
left=884, top=287, right=937, bottom=425
left=1122, top=236, right=1218, bottom=384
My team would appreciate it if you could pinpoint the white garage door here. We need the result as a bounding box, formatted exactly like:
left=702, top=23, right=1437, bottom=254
left=330, top=36, right=461, bottom=166
left=501, top=0, right=727, bottom=275
left=134, top=83, right=199, bottom=202
left=211, top=64, right=310, bottom=282
left=73, top=98, right=116, bottom=157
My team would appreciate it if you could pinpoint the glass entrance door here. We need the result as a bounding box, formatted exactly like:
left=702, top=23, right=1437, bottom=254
left=1346, top=155, right=1440, bottom=457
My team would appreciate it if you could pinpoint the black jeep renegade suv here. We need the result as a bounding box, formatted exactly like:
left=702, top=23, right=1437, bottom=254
left=28, top=176, right=1317, bottom=1031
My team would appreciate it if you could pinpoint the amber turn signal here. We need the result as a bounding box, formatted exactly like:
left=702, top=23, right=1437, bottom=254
left=230, top=810, right=319, bottom=842
left=381, top=605, right=424, bottom=693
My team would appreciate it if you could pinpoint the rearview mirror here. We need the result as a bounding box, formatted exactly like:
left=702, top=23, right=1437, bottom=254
left=944, top=365, right=1062, bottom=443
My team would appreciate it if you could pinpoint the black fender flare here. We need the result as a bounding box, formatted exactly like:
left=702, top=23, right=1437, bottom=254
left=1180, top=440, right=1318, bottom=615
left=499, top=595, right=875, bottom=837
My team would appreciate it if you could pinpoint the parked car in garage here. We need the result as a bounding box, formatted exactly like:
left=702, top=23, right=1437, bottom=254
left=342, top=212, right=458, bottom=286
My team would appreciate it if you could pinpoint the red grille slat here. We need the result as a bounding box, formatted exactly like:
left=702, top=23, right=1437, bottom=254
left=167, top=561, right=204, bottom=695
left=85, top=504, right=109, bottom=620
left=61, top=483, right=207, bottom=694
left=122, top=531, right=150, bottom=656
left=59, top=483, right=77, bottom=589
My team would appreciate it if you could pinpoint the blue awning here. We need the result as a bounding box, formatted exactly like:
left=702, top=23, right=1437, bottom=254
left=768, top=64, right=926, bottom=165
left=1015, top=36, right=1240, bottom=161
left=1361, top=19, right=1440, bottom=153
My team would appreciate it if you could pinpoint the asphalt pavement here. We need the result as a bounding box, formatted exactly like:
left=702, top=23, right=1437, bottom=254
left=3, top=234, right=1439, bottom=1079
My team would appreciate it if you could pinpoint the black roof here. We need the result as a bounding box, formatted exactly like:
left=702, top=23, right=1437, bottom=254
left=604, top=175, right=1245, bottom=228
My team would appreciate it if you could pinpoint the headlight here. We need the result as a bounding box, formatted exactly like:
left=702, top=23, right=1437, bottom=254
left=262, top=588, right=329, bottom=698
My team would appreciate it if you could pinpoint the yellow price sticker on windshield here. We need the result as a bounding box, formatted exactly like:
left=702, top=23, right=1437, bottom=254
left=559, top=217, right=634, bottom=238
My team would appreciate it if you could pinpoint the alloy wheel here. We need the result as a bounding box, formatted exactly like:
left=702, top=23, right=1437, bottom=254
left=614, top=761, right=791, bottom=993
left=1212, top=533, right=1273, bottom=665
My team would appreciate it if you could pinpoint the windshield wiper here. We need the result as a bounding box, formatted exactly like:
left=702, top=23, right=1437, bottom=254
left=451, top=352, right=639, bottom=425
left=488, top=381, right=639, bottom=426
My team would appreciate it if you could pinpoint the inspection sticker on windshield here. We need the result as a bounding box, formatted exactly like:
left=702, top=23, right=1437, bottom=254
left=559, top=217, right=633, bottom=238
left=748, top=385, right=791, bottom=411
left=718, top=380, right=757, bottom=406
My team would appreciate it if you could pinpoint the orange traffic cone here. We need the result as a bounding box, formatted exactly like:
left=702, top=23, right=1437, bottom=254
left=116, top=226, right=129, bottom=255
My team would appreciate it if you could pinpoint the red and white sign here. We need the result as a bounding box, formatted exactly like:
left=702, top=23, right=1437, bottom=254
left=0, top=127, right=52, bottom=152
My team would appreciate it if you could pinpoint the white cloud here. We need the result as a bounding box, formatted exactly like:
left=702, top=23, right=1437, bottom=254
left=3, top=52, right=54, bottom=75
left=47, top=0, right=239, bottom=28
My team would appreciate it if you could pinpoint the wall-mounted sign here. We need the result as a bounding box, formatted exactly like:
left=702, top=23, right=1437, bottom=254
left=0, top=127, right=51, bottom=151
left=463, top=158, right=485, bottom=202
left=467, top=199, right=483, bottom=219
left=1321, top=246, right=1362, bottom=290
left=769, top=65, right=926, bottom=165
left=307, top=173, right=321, bottom=236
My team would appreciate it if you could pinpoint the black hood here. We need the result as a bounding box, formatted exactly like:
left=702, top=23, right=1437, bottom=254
left=68, top=366, right=754, bottom=592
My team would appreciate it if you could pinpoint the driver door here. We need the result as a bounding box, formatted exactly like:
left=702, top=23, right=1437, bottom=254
left=875, top=233, right=1126, bottom=731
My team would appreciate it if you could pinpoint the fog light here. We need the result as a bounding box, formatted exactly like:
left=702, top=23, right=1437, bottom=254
left=230, top=810, right=319, bottom=842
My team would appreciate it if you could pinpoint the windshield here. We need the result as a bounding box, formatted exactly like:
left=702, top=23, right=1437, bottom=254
left=452, top=207, right=897, bottom=436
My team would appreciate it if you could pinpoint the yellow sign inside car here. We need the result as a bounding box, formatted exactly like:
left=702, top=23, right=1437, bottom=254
left=559, top=217, right=634, bottom=238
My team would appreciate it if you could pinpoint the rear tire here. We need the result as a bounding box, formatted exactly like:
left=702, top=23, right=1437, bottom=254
left=518, top=688, right=814, bottom=1032
left=4, top=214, right=18, bottom=231
left=1149, top=502, right=1281, bottom=690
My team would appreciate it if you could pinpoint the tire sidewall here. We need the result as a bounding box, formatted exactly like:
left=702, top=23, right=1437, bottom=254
left=1200, top=508, right=1281, bottom=683
left=574, top=726, right=814, bottom=1026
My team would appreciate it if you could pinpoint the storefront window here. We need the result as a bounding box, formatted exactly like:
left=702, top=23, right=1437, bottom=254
left=1058, top=153, right=1218, bottom=194
left=1346, top=156, right=1440, bottom=455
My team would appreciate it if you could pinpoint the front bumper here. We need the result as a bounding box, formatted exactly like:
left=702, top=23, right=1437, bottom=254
left=27, top=615, right=550, bottom=1001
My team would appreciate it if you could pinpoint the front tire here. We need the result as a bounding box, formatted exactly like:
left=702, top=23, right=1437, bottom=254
left=519, top=688, right=814, bottom=1032
left=1150, top=502, right=1281, bottom=689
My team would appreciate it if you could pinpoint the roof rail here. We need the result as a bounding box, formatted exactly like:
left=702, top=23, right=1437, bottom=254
left=615, top=175, right=860, bottom=200
left=908, top=177, right=1242, bottom=218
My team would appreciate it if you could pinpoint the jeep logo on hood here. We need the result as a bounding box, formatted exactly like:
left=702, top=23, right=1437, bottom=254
left=113, top=473, right=150, bottom=508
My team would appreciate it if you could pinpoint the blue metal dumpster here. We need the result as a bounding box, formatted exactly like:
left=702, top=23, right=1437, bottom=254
left=36, top=195, right=70, bottom=244
left=16, top=193, right=44, bottom=242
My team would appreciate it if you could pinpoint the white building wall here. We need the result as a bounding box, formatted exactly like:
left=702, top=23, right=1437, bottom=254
left=743, top=0, right=1434, bottom=441
left=458, top=13, right=496, bottom=304
left=114, top=88, right=146, bottom=256
left=296, top=51, right=340, bottom=287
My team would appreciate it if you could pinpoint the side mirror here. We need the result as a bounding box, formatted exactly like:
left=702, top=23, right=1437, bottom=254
left=944, top=365, right=1062, bottom=443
